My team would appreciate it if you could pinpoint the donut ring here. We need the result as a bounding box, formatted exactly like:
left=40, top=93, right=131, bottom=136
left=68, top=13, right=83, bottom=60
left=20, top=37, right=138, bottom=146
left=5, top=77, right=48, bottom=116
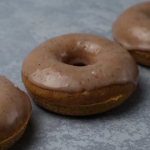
left=22, top=33, right=138, bottom=116
left=112, top=1, right=150, bottom=66
left=0, top=76, right=31, bottom=150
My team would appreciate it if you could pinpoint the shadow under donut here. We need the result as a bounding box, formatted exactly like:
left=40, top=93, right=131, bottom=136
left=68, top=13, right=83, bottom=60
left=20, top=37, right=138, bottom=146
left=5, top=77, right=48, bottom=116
left=9, top=118, right=35, bottom=150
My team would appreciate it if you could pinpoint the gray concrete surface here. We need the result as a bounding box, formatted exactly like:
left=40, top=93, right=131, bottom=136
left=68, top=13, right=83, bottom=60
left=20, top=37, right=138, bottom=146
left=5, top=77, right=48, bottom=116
left=0, top=0, right=149, bottom=150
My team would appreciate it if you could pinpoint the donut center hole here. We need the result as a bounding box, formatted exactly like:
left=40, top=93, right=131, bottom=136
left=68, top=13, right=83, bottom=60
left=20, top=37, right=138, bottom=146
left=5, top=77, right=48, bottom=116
left=62, top=57, right=88, bottom=67
left=71, top=62, right=87, bottom=67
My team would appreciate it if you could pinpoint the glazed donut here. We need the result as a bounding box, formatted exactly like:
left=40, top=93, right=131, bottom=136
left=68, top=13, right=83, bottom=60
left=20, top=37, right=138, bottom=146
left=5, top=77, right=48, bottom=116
left=112, top=1, right=150, bottom=66
left=22, top=33, right=138, bottom=116
left=0, top=76, right=31, bottom=150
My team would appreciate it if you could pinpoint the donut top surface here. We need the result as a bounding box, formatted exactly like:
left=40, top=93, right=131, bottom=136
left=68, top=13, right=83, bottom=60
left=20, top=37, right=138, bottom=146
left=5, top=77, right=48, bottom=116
left=112, top=2, right=150, bottom=51
left=22, top=34, right=139, bottom=93
left=0, top=76, right=31, bottom=141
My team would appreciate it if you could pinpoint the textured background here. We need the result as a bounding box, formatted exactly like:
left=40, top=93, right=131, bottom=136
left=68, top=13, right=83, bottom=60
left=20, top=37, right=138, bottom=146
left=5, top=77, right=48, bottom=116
left=0, top=0, right=149, bottom=150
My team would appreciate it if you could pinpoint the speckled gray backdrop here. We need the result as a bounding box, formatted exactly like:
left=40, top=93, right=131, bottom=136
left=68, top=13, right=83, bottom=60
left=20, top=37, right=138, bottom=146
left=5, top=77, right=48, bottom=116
left=0, top=0, right=150, bottom=150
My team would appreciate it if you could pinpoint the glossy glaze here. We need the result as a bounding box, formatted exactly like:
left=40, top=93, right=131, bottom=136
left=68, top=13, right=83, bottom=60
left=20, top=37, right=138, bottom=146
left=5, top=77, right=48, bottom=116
left=112, top=2, right=150, bottom=51
left=22, top=34, right=139, bottom=92
left=0, top=76, right=31, bottom=141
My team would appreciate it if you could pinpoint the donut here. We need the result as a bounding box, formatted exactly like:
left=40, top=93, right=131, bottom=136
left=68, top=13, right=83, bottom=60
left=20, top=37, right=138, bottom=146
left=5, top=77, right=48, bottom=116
left=0, top=76, right=31, bottom=150
left=112, top=1, right=150, bottom=66
left=22, top=33, right=138, bottom=116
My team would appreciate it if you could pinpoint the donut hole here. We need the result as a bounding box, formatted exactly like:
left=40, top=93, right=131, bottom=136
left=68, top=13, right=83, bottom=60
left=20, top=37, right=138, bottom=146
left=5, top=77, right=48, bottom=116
left=60, top=46, right=96, bottom=67
left=72, top=63, right=86, bottom=66
left=62, top=57, right=89, bottom=67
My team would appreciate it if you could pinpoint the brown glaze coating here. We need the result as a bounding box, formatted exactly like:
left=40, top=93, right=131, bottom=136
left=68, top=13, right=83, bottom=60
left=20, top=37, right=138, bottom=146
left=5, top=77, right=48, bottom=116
left=112, top=1, right=150, bottom=51
left=22, top=34, right=138, bottom=93
left=0, top=76, right=31, bottom=143
left=112, top=2, right=150, bottom=66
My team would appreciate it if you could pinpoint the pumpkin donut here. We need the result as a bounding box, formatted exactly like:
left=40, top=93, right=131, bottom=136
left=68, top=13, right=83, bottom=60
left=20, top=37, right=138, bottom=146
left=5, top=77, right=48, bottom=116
left=22, top=33, right=138, bottom=116
left=0, top=75, right=31, bottom=150
left=112, top=1, right=150, bottom=66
